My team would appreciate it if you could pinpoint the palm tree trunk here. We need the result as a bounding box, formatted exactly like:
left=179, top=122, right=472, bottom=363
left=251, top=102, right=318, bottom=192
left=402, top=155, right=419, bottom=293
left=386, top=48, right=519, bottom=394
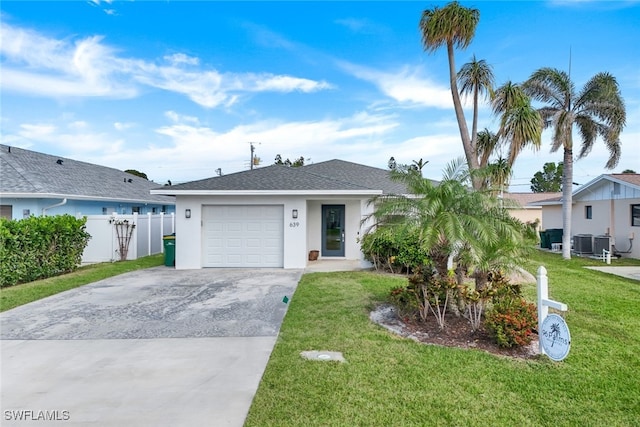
left=447, top=42, right=481, bottom=189
left=471, top=88, right=479, bottom=166
left=562, top=147, right=573, bottom=260
left=473, top=269, right=489, bottom=291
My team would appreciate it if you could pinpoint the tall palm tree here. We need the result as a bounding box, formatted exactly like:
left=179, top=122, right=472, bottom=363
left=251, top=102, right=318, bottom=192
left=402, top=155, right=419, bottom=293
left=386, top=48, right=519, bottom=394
left=524, top=68, right=626, bottom=259
left=420, top=1, right=482, bottom=188
left=492, top=81, right=543, bottom=166
left=458, top=56, right=495, bottom=170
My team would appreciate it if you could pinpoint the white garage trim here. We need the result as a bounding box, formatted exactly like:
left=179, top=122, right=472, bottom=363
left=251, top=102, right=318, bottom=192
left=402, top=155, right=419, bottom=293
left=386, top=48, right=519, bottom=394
left=202, top=205, right=284, bottom=267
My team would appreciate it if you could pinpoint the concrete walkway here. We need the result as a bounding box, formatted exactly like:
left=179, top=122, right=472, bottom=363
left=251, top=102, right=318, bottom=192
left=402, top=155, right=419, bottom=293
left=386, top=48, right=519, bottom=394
left=304, top=259, right=368, bottom=273
left=585, top=266, right=640, bottom=281
left=0, top=267, right=302, bottom=427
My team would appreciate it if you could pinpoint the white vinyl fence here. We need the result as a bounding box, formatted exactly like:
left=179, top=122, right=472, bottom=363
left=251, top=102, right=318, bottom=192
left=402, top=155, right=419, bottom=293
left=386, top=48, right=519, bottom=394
left=81, top=213, right=175, bottom=264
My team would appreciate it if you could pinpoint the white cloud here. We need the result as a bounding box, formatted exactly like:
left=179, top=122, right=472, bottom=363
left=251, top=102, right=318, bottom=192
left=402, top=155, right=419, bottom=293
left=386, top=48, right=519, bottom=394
left=9, top=121, right=123, bottom=156
left=251, top=75, right=333, bottom=92
left=19, top=124, right=57, bottom=139
left=334, top=18, right=387, bottom=36
left=0, top=21, right=333, bottom=107
left=164, top=111, right=200, bottom=125
left=114, top=122, right=135, bottom=131
left=68, top=121, right=89, bottom=130
left=339, top=62, right=458, bottom=109
left=164, top=53, right=200, bottom=66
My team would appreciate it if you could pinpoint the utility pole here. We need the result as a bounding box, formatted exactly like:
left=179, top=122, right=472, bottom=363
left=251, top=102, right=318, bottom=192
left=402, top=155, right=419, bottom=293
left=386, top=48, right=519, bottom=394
left=249, top=142, right=260, bottom=170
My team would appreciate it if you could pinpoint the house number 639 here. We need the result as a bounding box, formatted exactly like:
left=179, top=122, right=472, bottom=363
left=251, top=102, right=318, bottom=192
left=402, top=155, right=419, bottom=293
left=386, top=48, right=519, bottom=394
left=289, top=222, right=300, bottom=227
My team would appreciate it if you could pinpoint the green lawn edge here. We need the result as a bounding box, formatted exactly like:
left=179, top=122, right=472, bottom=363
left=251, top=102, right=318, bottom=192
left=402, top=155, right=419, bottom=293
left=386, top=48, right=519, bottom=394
left=246, top=251, right=640, bottom=426
left=0, top=254, right=164, bottom=312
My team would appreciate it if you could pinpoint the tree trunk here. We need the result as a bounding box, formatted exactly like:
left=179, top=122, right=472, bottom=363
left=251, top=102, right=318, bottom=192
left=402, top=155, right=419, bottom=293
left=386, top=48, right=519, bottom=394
left=473, top=269, right=489, bottom=291
left=446, top=42, right=481, bottom=189
left=562, top=146, right=573, bottom=260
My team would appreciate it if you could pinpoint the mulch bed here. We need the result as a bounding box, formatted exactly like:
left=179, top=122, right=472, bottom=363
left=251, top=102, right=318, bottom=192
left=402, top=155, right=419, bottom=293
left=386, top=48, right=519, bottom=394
left=371, top=304, right=539, bottom=360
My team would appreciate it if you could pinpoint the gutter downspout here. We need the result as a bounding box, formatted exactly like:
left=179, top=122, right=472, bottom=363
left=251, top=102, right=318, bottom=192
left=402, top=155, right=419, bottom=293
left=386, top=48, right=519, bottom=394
left=42, top=198, right=67, bottom=216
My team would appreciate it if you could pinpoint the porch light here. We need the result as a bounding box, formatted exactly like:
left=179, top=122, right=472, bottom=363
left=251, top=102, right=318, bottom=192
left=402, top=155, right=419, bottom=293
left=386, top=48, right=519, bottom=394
left=185, top=209, right=191, bottom=219
left=292, top=209, right=298, bottom=219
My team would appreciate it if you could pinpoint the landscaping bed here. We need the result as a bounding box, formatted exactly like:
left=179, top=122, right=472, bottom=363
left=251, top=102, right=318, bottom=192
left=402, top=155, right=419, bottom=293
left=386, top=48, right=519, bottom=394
left=370, top=303, right=539, bottom=359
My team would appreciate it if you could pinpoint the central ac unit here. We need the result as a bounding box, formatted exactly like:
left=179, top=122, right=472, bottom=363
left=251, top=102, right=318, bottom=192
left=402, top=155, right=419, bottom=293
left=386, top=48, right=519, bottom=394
left=573, top=234, right=593, bottom=255
left=593, top=235, right=611, bottom=254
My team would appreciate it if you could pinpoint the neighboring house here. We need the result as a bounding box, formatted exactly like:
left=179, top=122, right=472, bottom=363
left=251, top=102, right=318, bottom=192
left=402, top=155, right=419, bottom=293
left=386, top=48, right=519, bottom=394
left=152, top=160, right=413, bottom=269
left=503, top=192, right=562, bottom=229
left=535, top=174, right=640, bottom=259
left=0, top=144, right=175, bottom=220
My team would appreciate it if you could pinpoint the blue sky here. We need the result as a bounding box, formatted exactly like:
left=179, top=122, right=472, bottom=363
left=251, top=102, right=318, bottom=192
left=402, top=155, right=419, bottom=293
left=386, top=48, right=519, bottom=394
left=1, top=1, right=639, bottom=190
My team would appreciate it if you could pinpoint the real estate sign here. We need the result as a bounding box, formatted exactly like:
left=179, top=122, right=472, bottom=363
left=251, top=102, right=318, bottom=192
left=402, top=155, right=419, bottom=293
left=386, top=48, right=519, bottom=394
left=540, top=313, right=571, bottom=361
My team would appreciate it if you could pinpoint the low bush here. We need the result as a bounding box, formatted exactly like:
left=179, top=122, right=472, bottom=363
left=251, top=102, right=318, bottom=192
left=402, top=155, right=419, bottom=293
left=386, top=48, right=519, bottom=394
left=361, top=226, right=428, bottom=274
left=484, top=296, right=537, bottom=348
left=0, top=215, right=91, bottom=287
left=388, top=285, right=419, bottom=319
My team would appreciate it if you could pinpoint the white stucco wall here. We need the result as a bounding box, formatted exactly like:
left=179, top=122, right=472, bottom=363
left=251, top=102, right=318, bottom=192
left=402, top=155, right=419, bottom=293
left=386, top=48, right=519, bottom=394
left=509, top=208, right=542, bottom=229
left=540, top=198, right=640, bottom=259
left=541, top=205, right=563, bottom=230
left=175, top=195, right=372, bottom=269
left=175, top=195, right=308, bottom=269
left=572, top=200, right=611, bottom=236
left=612, top=198, right=640, bottom=259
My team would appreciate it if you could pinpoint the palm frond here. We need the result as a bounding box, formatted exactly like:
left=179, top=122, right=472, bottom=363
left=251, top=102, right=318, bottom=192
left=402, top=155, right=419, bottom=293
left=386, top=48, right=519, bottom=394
left=419, top=1, right=480, bottom=52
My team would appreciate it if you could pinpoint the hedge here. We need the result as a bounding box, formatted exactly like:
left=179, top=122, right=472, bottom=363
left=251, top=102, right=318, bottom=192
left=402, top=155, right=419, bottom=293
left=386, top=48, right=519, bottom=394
left=0, top=215, right=91, bottom=287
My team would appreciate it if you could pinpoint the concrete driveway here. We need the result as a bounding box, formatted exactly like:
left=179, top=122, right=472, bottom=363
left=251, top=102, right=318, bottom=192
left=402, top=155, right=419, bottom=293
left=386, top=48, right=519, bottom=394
left=0, top=267, right=302, bottom=426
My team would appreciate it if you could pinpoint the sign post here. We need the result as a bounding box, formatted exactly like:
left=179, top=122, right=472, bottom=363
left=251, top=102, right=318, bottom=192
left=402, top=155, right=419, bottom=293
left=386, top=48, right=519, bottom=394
left=537, top=266, right=571, bottom=361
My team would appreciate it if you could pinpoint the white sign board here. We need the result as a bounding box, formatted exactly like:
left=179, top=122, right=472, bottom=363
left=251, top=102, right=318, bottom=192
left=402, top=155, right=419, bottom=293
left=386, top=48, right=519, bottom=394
left=540, top=313, right=571, bottom=361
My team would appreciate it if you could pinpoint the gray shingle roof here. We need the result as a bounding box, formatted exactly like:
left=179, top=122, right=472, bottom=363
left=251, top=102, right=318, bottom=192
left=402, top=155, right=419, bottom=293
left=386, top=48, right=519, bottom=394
left=0, top=144, right=174, bottom=204
left=162, top=159, right=412, bottom=194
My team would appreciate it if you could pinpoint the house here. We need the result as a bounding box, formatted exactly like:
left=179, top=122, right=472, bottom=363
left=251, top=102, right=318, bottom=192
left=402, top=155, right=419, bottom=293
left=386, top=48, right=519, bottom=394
left=502, top=192, right=562, bottom=229
left=535, top=174, right=640, bottom=259
left=151, top=160, right=411, bottom=269
left=0, top=144, right=175, bottom=220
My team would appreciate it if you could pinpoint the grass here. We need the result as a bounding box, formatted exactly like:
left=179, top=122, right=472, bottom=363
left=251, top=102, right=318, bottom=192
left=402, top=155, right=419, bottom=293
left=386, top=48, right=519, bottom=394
left=0, top=254, right=164, bottom=312
left=245, top=251, right=640, bottom=426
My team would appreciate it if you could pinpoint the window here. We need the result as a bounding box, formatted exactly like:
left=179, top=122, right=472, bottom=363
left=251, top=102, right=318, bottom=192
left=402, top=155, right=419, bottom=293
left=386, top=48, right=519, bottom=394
left=585, top=205, right=592, bottom=220
left=632, top=204, right=640, bottom=227
left=132, top=206, right=141, bottom=214
left=0, top=205, right=13, bottom=219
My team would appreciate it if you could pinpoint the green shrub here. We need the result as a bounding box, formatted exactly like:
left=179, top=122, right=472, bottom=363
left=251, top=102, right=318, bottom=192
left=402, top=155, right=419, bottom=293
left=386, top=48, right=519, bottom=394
left=388, top=285, right=419, bottom=319
left=0, top=215, right=91, bottom=287
left=361, top=226, right=428, bottom=273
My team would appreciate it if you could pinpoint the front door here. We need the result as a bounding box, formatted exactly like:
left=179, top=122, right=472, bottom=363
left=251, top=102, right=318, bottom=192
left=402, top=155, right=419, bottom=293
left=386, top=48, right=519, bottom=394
left=321, top=205, right=345, bottom=257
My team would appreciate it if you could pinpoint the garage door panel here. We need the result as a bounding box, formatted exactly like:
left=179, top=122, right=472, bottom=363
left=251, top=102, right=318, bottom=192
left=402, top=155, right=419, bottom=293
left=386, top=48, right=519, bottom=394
left=227, top=239, right=242, bottom=248
left=246, top=222, right=262, bottom=232
left=227, top=222, right=242, bottom=232
left=264, top=238, right=280, bottom=248
left=203, top=205, right=284, bottom=267
left=246, top=239, right=261, bottom=248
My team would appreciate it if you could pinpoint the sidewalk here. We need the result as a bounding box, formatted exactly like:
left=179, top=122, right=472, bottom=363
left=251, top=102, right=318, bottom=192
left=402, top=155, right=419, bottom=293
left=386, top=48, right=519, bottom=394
left=585, top=266, right=640, bottom=281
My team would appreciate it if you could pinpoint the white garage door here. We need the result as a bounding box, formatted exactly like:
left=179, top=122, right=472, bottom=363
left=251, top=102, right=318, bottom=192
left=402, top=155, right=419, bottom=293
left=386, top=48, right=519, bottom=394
left=202, top=205, right=284, bottom=267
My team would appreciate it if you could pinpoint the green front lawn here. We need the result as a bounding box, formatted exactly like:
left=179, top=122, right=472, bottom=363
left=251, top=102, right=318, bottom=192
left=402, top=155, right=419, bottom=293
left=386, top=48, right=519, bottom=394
left=246, top=251, right=640, bottom=426
left=0, top=254, right=164, bottom=312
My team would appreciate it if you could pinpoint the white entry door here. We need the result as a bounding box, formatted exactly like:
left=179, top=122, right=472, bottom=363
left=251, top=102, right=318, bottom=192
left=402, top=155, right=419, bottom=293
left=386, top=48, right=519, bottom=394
left=202, top=205, right=284, bottom=267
